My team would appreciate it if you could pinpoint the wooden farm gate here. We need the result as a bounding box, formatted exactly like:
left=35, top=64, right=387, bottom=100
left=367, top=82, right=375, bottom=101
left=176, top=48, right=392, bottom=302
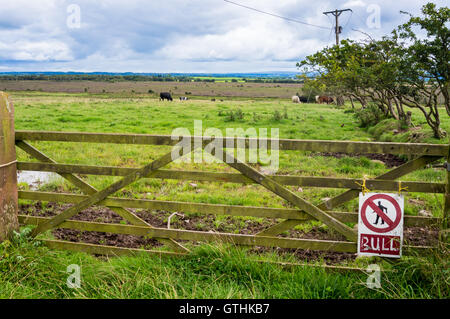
left=10, top=131, right=449, bottom=257
left=0, top=94, right=448, bottom=259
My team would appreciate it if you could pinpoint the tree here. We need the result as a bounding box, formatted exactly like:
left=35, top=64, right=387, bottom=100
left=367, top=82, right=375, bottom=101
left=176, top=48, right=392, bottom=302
left=296, top=2, right=449, bottom=139
left=398, top=3, right=449, bottom=115
left=394, top=3, right=450, bottom=137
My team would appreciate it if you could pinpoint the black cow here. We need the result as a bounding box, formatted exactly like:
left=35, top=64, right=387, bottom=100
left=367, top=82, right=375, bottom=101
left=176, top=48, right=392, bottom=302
left=160, top=92, right=173, bottom=101
left=298, top=96, right=308, bottom=103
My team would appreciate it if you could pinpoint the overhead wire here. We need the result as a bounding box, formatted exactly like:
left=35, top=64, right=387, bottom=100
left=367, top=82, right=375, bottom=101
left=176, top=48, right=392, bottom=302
left=223, top=0, right=331, bottom=30
left=325, top=14, right=335, bottom=45
left=343, top=10, right=353, bottom=29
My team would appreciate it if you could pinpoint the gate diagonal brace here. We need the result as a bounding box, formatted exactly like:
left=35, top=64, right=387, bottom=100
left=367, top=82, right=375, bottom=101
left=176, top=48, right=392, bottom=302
left=258, top=155, right=442, bottom=237
left=15, top=141, right=187, bottom=252
left=19, top=140, right=193, bottom=253
left=212, top=149, right=358, bottom=242
left=16, top=141, right=154, bottom=228
left=30, top=150, right=184, bottom=236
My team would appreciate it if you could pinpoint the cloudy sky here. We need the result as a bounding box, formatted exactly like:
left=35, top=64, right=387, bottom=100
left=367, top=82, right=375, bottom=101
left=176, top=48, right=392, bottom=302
left=0, top=0, right=441, bottom=73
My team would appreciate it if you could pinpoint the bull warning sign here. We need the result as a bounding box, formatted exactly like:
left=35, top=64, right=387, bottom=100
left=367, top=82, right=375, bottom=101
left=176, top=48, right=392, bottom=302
left=358, top=193, right=404, bottom=258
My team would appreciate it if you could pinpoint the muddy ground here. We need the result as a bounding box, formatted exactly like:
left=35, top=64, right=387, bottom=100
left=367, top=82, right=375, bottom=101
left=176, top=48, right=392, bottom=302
left=19, top=202, right=439, bottom=265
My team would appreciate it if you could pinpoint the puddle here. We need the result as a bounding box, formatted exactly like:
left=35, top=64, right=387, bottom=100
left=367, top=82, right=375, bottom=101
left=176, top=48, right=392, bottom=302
left=17, top=171, right=61, bottom=190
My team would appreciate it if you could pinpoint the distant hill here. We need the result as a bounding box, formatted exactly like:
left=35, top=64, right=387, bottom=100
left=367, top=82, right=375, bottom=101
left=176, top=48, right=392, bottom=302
left=0, top=71, right=301, bottom=79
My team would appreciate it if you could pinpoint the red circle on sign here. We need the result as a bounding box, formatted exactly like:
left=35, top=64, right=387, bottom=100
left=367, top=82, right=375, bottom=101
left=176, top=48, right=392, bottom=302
left=360, top=194, right=402, bottom=233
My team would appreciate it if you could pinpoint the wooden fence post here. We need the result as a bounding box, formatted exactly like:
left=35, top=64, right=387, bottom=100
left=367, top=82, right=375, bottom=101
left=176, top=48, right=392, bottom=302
left=439, top=141, right=450, bottom=244
left=442, top=142, right=450, bottom=235
left=0, top=92, right=19, bottom=241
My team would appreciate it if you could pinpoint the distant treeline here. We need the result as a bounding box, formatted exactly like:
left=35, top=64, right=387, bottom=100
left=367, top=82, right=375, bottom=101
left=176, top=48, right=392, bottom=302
left=0, top=74, right=302, bottom=83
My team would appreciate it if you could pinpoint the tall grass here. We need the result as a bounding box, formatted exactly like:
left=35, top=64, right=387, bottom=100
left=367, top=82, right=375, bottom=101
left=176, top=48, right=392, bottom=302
left=1, top=233, right=448, bottom=299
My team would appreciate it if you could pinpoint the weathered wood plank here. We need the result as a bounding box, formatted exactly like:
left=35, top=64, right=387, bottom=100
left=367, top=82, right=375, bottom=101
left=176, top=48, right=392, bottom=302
left=319, top=155, right=442, bottom=210
left=0, top=92, right=19, bottom=241
left=18, top=191, right=441, bottom=227
left=41, top=239, right=186, bottom=257
left=214, top=150, right=358, bottom=242
left=15, top=130, right=449, bottom=155
left=19, top=190, right=309, bottom=220
left=260, top=155, right=442, bottom=236
left=16, top=141, right=188, bottom=253
left=17, top=162, right=446, bottom=193
left=20, top=216, right=435, bottom=255
left=21, top=215, right=357, bottom=252
left=444, top=147, right=450, bottom=230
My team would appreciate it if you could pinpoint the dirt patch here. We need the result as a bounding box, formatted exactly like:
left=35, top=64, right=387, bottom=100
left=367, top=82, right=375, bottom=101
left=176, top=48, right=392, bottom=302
left=403, top=227, right=440, bottom=247
left=19, top=202, right=439, bottom=264
left=315, top=152, right=406, bottom=168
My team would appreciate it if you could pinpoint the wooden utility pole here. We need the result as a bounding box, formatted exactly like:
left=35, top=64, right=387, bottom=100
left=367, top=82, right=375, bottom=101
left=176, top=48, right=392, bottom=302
left=0, top=92, right=19, bottom=241
left=323, top=9, right=352, bottom=45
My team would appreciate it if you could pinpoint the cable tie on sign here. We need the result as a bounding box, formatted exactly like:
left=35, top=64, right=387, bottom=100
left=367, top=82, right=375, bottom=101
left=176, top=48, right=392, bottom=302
left=0, top=160, right=17, bottom=169
left=398, top=181, right=408, bottom=195
left=355, top=177, right=371, bottom=196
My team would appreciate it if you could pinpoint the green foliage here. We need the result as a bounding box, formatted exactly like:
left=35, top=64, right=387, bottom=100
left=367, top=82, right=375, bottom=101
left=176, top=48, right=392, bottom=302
left=235, top=108, right=244, bottom=121
left=374, top=247, right=449, bottom=298
left=272, top=110, right=283, bottom=122
left=224, top=108, right=244, bottom=122
left=0, top=227, right=40, bottom=273
left=283, top=106, right=288, bottom=119
left=252, top=112, right=262, bottom=123
left=297, top=2, right=449, bottom=139
left=354, top=104, right=387, bottom=127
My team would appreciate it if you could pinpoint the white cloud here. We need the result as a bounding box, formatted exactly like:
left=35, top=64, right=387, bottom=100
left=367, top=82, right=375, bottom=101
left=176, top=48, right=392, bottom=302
left=0, top=0, right=440, bottom=72
left=343, top=0, right=367, bottom=8
left=0, top=40, right=72, bottom=61
left=156, top=19, right=326, bottom=62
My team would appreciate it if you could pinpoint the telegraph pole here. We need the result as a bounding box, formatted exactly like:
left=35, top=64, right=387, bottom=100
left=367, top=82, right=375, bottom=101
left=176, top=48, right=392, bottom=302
left=323, top=9, right=352, bottom=45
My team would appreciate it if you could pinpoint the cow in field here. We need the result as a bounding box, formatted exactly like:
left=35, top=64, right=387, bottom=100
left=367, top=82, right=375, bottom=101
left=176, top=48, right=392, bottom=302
left=292, top=95, right=300, bottom=103
left=316, top=95, right=334, bottom=104
left=160, top=92, right=173, bottom=101
left=179, top=96, right=188, bottom=101
left=298, top=96, right=309, bottom=103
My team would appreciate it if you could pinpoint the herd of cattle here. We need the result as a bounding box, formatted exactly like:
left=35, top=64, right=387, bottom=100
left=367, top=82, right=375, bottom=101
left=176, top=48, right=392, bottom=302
left=291, top=94, right=334, bottom=104
left=160, top=91, right=334, bottom=104
left=159, top=92, right=189, bottom=101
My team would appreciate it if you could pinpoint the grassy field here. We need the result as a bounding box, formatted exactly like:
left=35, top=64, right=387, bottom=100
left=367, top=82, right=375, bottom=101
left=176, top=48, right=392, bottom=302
left=1, top=90, right=449, bottom=299
left=0, top=80, right=303, bottom=98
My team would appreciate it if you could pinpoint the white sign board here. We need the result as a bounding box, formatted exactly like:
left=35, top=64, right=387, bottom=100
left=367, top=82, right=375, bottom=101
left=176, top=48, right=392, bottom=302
left=357, top=192, right=404, bottom=258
